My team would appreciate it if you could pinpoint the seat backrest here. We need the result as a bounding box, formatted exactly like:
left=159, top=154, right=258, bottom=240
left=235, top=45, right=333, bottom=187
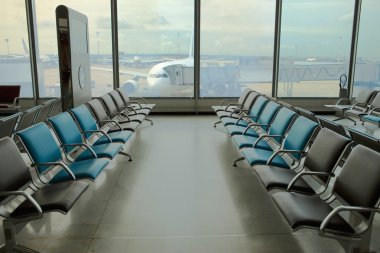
left=237, top=88, right=252, bottom=105
left=248, top=95, right=268, bottom=119
left=34, top=99, right=55, bottom=124
left=283, top=116, right=320, bottom=159
left=117, top=88, right=131, bottom=104
left=0, top=137, right=31, bottom=201
left=49, top=98, right=62, bottom=117
left=15, top=105, right=41, bottom=132
left=347, top=129, right=380, bottom=153
left=242, top=91, right=258, bottom=110
left=368, top=92, right=380, bottom=110
left=0, top=85, right=20, bottom=104
left=87, top=99, right=111, bottom=124
left=268, top=107, right=297, bottom=143
left=70, top=105, right=99, bottom=138
left=334, top=145, right=380, bottom=219
left=109, top=90, right=126, bottom=111
left=355, top=89, right=375, bottom=106
left=16, top=123, right=62, bottom=173
left=295, top=107, right=319, bottom=123
left=318, top=117, right=348, bottom=137
left=0, top=112, right=21, bottom=139
left=303, top=128, right=351, bottom=180
left=257, top=101, right=281, bottom=130
left=101, top=93, right=120, bottom=117
left=48, top=112, right=84, bottom=153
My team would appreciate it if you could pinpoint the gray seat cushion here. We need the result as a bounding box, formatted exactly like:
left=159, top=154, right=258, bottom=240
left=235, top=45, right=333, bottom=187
left=272, top=192, right=355, bottom=235
left=254, top=165, right=314, bottom=194
left=11, top=180, right=89, bottom=217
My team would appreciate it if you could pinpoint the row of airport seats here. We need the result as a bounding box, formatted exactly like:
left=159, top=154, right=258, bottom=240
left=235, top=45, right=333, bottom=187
left=325, top=88, right=380, bottom=126
left=0, top=87, right=154, bottom=252
left=212, top=89, right=380, bottom=253
left=0, top=97, right=62, bottom=140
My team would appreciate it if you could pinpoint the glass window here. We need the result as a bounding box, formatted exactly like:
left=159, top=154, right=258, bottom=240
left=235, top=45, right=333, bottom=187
left=353, top=0, right=380, bottom=96
left=200, top=0, right=276, bottom=97
left=36, top=1, right=113, bottom=97
left=277, top=0, right=355, bottom=97
left=118, top=0, right=194, bottom=97
left=0, top=1, right=33, bottom=97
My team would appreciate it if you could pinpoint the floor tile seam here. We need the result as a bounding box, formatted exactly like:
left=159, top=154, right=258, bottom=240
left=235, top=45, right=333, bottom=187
left=86, top=156, right=131, bottom=252
left=89, top=232, right=292, bottom=240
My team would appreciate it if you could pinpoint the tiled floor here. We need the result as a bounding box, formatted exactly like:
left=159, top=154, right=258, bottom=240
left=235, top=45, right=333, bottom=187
left=1, top=115, right=379, bottom=252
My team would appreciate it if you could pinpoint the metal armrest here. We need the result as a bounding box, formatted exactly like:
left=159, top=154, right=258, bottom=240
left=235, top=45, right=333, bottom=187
left=0, top=191, right=42, bottom=215
left=97, top=120, right=123, bottom=130
left=31, top=162, right=76, bottom=181
left=124, top=106, right=138, bottom=115
left=229, top=108, right=243, bottom=116
left=287, top=171, right=333, bottom=191
left=319, top=206, right=380, bottom=235
left=225, top=103, right=241, bottom=111
left=252, top=134, right=284, bottom=147
left=267, top=149, right=306, bottom=165
left=83, top=130, right=112, bottom=142
left=369, top=106, right=380, bottom=114
left=61, top=143, right=97, bottom=158
left=126, top=101, right=142, bottom=109
left=236, top=115, right=248, bottom=124
left=242, top=123, right=269, bottom=134
left=120, top=112, right=132, bottom=120
left=13, top=97, right=21, bottom=107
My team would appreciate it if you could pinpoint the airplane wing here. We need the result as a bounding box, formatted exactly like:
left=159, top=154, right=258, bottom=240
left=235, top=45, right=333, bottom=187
left=91, top=66, right=147, bottom=78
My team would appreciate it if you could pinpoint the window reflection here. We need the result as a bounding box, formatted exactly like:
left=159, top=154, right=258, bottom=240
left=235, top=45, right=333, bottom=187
left=0, top=1, right=33, bottom=97
left=353, top=0, right=380, bottom=96
left=36, top=1, right=112, bottom=98
left=200, top=0, right=276, bottom=97
left=278, top=0, right=354, bottom=97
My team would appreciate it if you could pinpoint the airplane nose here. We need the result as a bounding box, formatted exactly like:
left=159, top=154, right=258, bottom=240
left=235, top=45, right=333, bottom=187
left=147, top=76, right=171, bottom=88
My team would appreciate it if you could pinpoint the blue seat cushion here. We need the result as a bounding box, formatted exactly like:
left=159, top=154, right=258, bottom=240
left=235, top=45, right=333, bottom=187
left=95, top=131, right=133, bottom=145
left=221, top=117, right=249, bottom=127
left=362, top=115, right=380, bottom=124
left=51, top=158, right=109, bottom=183
left=232, top=135, right=272, bottom=150
left=226, top=125, right=259, bottom=136
left=241, top=148, right=289, bottom=168
left=76, top=143, right=123, bottom=161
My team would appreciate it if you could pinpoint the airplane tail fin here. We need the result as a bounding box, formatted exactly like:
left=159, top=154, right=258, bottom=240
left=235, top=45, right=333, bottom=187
left=22, top=38, right=29, bottom=55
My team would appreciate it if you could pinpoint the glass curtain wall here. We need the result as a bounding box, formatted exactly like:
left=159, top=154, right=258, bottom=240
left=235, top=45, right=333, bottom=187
left=35, top=1, right=113, bottom=97
left=0, top=1, right=33, bottom=97
left=117, top=0, right=194, bottom=97
left=277, top=0, right=355, bottom=97
left=353, top=0, right=380, bottom=96
left=200, top=0, right=276, bottom=97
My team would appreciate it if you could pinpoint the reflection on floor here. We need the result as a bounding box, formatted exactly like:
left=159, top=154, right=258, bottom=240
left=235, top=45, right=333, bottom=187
left=1, top=116, right=379, bottom=252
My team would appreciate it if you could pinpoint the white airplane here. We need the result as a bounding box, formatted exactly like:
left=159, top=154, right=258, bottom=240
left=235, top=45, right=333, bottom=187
left=93, top=33, right=237, bottom=94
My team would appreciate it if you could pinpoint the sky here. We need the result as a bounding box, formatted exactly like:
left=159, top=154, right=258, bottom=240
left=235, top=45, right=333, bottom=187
left=0, top=0, right=379, bottom=60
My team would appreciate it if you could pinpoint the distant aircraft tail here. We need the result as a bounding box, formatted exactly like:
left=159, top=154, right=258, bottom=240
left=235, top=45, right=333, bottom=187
left=22, top=38, right=29, bottom=55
